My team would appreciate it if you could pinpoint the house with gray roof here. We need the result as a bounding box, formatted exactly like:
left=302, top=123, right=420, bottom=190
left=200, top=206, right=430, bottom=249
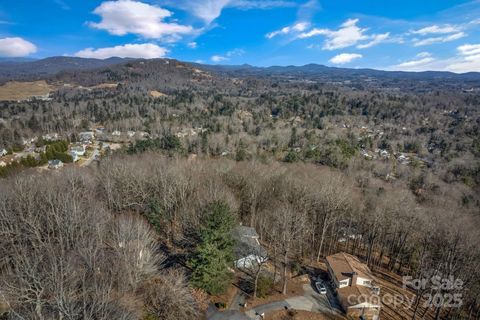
left=233, top=226, right=268, bottom=269
left=48, top=159, right=63, bottom=170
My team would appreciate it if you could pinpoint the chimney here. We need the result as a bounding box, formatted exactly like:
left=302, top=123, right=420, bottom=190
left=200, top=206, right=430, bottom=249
left=351, top=272, right=358, bottom=286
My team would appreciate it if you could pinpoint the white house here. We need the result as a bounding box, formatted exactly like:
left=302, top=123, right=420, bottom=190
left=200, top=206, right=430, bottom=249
left=112, top=130, right=121, bottom=136
left=70, top=151, right=80, bottom=162
left=397, top=154, right=410, bottom=165
left=71, top=145, right=86, bottom=156
left=379, top=149, right=390, bottom=159
left=48, top=159, right=64, bottom=170
left=42, top=133, right=59, bottom=141
left=360, top=149, right=373, bottom=160
left=233, top=226, right=268, bottom=269
left=0, top=161, right=6, bottom=167
left=21, top=137, right=37, bottom=145
left=35, top=145, right=47, bottom=153
left=0, top=148, right=7, bottom=156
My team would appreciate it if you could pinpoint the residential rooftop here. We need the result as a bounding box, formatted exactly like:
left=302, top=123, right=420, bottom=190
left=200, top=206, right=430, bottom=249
left=326, top=252, right=373, bottom=281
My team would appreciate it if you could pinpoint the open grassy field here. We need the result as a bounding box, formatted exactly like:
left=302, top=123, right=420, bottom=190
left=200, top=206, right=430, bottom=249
left=0, top=80, right=53, bottom=101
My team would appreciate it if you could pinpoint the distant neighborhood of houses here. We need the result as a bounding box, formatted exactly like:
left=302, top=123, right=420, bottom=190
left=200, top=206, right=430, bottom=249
left=0, top=127, right=151, bottom=176
left=1, top=124, right=220, bottom=177
left=352, top=124, right=432, bottom=167
left=1, top=119, right=433, bottom=181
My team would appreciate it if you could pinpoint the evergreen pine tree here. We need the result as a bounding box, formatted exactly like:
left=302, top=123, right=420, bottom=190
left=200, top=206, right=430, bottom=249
left=188, top=201, right=235, bottom=295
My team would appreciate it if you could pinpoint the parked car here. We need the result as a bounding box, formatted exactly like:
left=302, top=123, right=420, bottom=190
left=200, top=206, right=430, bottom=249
left=315, top=281, right=327, bottom=294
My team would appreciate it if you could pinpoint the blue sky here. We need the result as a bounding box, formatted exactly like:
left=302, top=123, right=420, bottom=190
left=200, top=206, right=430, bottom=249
left=0, top=0, right=479, bottom=72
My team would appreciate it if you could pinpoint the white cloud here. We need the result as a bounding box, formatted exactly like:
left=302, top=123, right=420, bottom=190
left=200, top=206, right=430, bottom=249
left=457, top=43, right=480, bottom=56
left=226, top=48, right=245, bottom=57
left=389, top=45, right=480, bottom=73
left=329, top=53, right=362, bottom=64
left=297, top=0, right=321, bottom=22
left=447, top=57, right=480, bottom=73
left=298, top=28, right=328, bottom=38
left=409, top=22, right=471, bottom=47
left=413, top=32, right=466, bottom=46
left=187, top=0, right=231, bottom=24
left=74, top=43, right=168, bottom=59
left=416, top=52, right=432, bottom=58
left=266, top=22, right=309, bottom=39
left=169, top=0, right=295, bottom=24
left=411, top=24, right=460, bottom=35
left=211, top=55, right=228, bottom=62
left=357, top=32, right=390, bottom=49
left=187, top=42, right=198, bottom=49
left=54, top=0, right=71, bottom=10
left=0, top=37, right=37, bottom=57
left=298, top=19, right=370, bottom=50
left=210, top=48, right=245, bottom=63
left=89, top=0, right=193, bottom=39
left=231, top=0, right=296, bottom=10
left=448, top=43, right=480, bottom=73
left=394, top=53, right=435, bottom=69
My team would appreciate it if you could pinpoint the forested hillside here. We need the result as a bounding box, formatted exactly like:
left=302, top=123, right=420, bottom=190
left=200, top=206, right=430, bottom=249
left=0, top=58, right=479, bottom=319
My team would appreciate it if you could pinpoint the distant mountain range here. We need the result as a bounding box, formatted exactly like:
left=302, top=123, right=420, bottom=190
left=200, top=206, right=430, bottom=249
left=201, top=63, right=480, bottom=81
left=0, top=57, right=38, bottom=64
left=0, top=57, right=130, bottom=80
left=0, top=56, right=479, bottom=83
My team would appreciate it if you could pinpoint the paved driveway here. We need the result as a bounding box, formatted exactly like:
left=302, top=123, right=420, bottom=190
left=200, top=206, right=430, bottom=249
left=209, top=310, right=251, bottom=320
left=244, top=283, right=344, bottom=319
left=208, top=281, right=345, bottom=320
left=81, top=148, right=99, bottom=167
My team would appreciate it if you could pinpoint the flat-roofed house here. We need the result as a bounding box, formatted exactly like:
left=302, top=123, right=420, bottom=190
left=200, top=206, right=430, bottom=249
left=326, top=252, right=380, bottom=320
